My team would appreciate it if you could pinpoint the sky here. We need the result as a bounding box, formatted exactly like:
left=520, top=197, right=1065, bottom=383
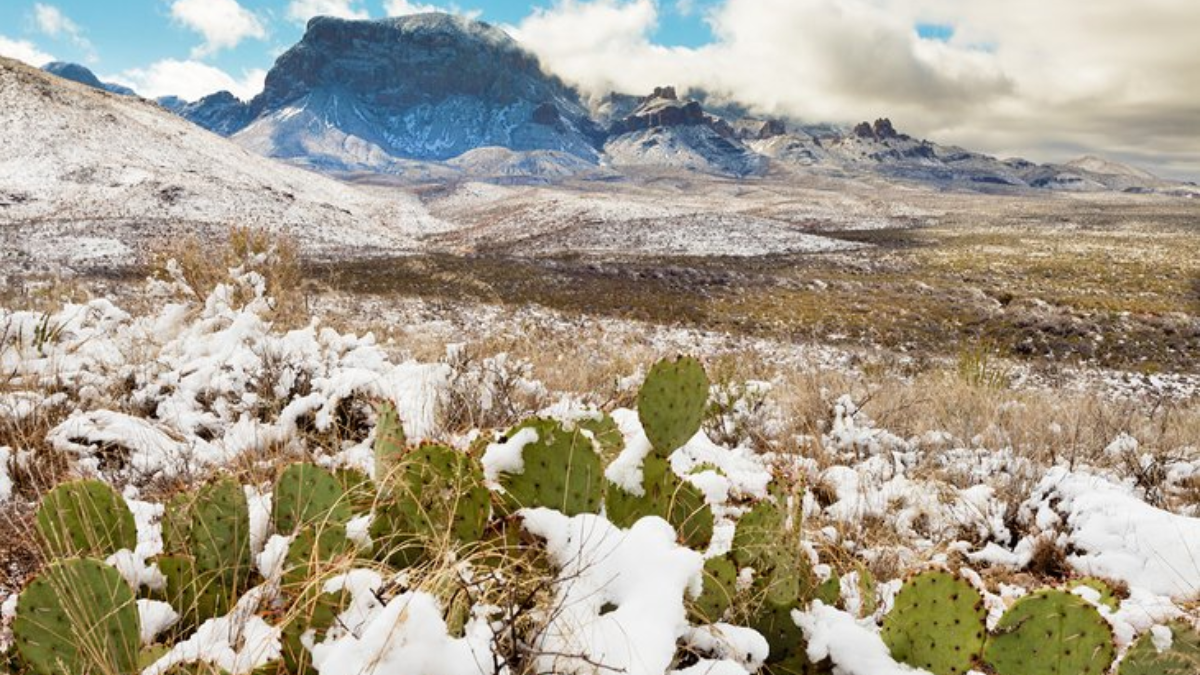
left=1, top=0, right=1197, bottom=180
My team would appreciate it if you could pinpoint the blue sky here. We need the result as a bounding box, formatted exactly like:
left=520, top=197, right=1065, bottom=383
left=0, top=1, right=720, bottom=89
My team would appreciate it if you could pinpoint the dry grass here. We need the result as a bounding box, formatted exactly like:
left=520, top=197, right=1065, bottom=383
left=148, top=226, right=308, bottom=328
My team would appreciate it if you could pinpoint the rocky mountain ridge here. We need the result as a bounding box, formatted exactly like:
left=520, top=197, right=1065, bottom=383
left=34, top=15, right=1196, bottom=194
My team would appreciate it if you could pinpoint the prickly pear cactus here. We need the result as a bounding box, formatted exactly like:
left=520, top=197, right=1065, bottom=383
left=1067, top=577, right=1121, bottom=612
left=985, top=589, right=1116, bottom=675
left=374, top=400, right=407, bottom=485
left=273, top=462, right=351, bottom=535
left=881, top=570, right=986, bottom=675
left=188, top=476, right=253, bottom=618
left=692, top=555, right=737, bottom=623
left=1118, top=621, right=1200, bottom=675
left=605, top=455, right=714, bottom=549
left=577, top=412, right=624, bottom=463
left=13, top=558, right=140, bottom=675
left=282, top=523, right=351, bottom=588
left=731, top=490, right=786, bottom=569
left=281, top=585, right=350, bottom=675
left=34, top=479, right=137, bottom=559
left=335, top=467, right=377, bottom=512
left=371, top=443, right=490, bottom=568
left=496, top=418, right=603, bottom=516
left=638, top=356, right=709, bottom=456
left=159, top=554, right=214, bottom=629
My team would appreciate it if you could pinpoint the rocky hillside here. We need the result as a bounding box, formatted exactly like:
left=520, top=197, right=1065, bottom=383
left=0, top=57, right=444, bottom=275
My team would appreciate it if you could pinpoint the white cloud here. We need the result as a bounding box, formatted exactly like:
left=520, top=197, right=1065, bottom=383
left=110, top=59, right=266, bottom=101
left=384, top=1, right=482, bottom=19
left=170, top=0, right=267, bottom=57
left=286, top=0, right=369, bottom=22
left=514, top=0, right=1200, bottom=179
left=0, top=36, right=55, bottom=66
left=32, top=3, right=96, bottom=62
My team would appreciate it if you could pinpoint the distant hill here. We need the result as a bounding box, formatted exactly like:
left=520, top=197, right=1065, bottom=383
left=42, top=61, right=136, bottom=96
left=0, top=56, right=443, bottom=274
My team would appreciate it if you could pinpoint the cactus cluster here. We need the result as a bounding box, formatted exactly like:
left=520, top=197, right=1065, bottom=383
left=881, top=571, right=1123, bottom=675
left=22, top=354, right=1157, bottom=675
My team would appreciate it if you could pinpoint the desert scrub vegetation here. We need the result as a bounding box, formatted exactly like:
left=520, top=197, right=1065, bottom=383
left=2, top=229, right=1199, bottom=675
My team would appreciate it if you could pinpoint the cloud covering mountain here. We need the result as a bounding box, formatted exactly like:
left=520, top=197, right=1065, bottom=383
left=510, top=0, right=1200, bottom=180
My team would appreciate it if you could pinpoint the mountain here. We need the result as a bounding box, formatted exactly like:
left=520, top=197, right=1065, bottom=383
left=226, top=13, right=599, bottom=173
left=42, top=62, right=136, bottom=96
left=603, top=87, right=766, bottom=177
left=0, top=56, right=443, bottom=274
left=164, top=91, right=257, bottom=136
left=146, top=13, right=1191, bottom=192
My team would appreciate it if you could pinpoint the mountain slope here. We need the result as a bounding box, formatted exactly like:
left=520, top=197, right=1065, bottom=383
left=231, top=13, right=600, bottom=171
left=0, top=57, right=443, bottom=273
left=602, top=87, right=766, bottom=177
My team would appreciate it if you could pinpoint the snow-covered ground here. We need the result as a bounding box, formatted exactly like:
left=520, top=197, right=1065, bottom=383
left=1, top=265, right=1197, bottom=675
left=0, top=57, right=446, bottom=275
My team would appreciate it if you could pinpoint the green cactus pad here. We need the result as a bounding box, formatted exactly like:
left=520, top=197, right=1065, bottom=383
left=334, top=468, right=377, bottom=512
left=1118, top=621, right=1200, bottom=675
left=273, top=463, right=351, bottom=535
left=881, top=570, right=986, bottom=675
left=281, top=585, right=349, bottom=675
left=985, top=589, right=1115, bottom=675
left=496, top=418, right=603, bottom=516
left=1067, top=577, right=1121, bottom=612
left=371, top=443, right=490, bottom=568
left=374, top=401, right=407, bottom=485
left=161, top=491, right=195, bottom=555
left=577, top=412, right=624, bottom=463
left=189, top=477, right=253, bottom=617
left=282, top=523, right=351, bottom=589
left=731, top=495, right=785, bottom=569
left=750, top=598, right=807, bottom=664
left=692, top=555, right=738, bottom=623
left=34, top=479, right=137, bottom=559
left=13, top=558, right=140, bottom=675
left=638, top=356, right=710, bottom=456
left=854, top=566, right=878, bottom=618
left=605, top=455, right=714, bottom=549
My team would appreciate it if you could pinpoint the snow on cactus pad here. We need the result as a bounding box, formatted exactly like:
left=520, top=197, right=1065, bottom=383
left=521, top=508, right=714, bottom=675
